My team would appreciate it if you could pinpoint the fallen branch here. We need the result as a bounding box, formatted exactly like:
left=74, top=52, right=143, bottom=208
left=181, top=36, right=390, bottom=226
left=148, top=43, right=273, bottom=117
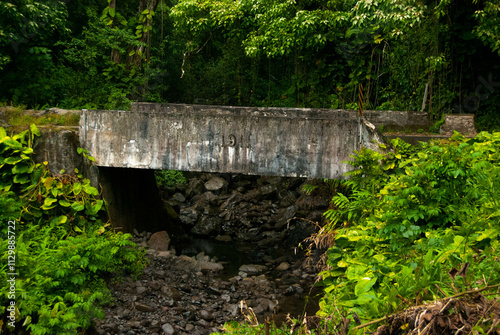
left=353, top=284, right=500, bottom=330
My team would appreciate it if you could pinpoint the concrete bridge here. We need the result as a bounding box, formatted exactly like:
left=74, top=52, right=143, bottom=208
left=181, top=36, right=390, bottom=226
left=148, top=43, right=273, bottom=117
left=80, top=103, right=391, bottom=179
left=76, top=102, right=399, bottom=232
left=48, top=102, right=435, bottom=233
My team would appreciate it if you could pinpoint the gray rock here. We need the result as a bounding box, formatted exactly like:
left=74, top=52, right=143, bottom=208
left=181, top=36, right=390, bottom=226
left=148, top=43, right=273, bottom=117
left=198, top=261, right=224, bottom=271
left=204, top=177, right=227, bottom=191
left=215, top=235, right=232, bottom=242
left=128, top=320, right=142, bottom=328
left=161, top=323, right=175, bottom=334
left=134, top=302, right=154, bottom=312
left=238, top=264, right=267, bottom=274
left=173, top=255, right=200, bottom=272
left=148, top=231, right=171, bottom=251
left=172, top=192, right=186, bottom=202
left=199, top=310, right=214, bottom=321
left=276, top=262, right=291, bottom=271
left=136, top=286, right=147, bottom=295
left=191, top=216, right=222, bottom=236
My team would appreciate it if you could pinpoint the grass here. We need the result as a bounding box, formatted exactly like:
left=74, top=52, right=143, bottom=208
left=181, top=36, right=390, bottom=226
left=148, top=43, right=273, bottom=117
left=3, top=106, right=80, bottom=128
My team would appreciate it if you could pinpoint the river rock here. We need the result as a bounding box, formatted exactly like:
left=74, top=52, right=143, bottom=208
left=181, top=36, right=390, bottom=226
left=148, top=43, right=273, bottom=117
left=148, top=231, right=171, bottom=251
left=174, top=255, right=200, bottom=272
left=204, top=176, right=227, bottom=191
left=275, top=205, right=297, bottom=229
left=161, top=285, right=182, bottom=300
left=199, top=310, right=214, bottom=321
left=239, top=264, right=267, bottom=274
left=134, top=302, right=155, bottom=312
left=186, top=179, right=205, bottom=198
left=161, top=323, right=175, bottom=334
left=179, top=206, right=199, bottom=226
left=198, top=260, right=224, bottom=271
left=191, top=216, right=222, bottom=236
left=276, top=262, right=291, bottom=271
left=215, top=235, right=232, bottom=242
left=172, top=192, right=186, bottom=202
left=136, top=286, right=147, bottom=295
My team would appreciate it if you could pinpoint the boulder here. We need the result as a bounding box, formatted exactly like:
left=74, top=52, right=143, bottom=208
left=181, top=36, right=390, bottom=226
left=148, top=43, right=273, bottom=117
left=148, top=231, right=171, bottom=251
left=204, top=176, right=227, bottom=192
left=191, top=216, right=222, bottom=236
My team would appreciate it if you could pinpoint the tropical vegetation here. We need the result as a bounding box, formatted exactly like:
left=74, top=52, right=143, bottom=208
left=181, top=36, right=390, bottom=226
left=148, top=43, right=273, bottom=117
left=0, top=0, right=499, bottom=130
left=0, top=125, right=145, bottom=334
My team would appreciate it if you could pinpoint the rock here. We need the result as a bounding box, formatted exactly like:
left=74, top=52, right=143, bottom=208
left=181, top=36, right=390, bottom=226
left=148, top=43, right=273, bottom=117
left=275, top=205, right=297, bottom=229
left=135, top=302, right=155, bottom=312
left=172, top=193, right=186, bottom=202
left=193, top=191, right=220, bottom=204
left=223, top=303, right=239, bottom=317
left=259, top=184, right=278, bottom=199
left=161, top=323, right=175, bottom=334
left=148, top=231, right=171, bottom=251
left=215, top=235, right=232, bottom=242
left=161, top=286, right=182, bottom=300
left=221, top=293, right=231, bottom=302
left=179, top=206, right=199, bottom=226
left=204, top=177, right=227, bottom=191
left=276, top=262, right=291, bottom=271
left=136, top=286, right=147, bottom=295
left=186, top=179, right=205, bottom=198
left=128, top=320, right=142, bottom=328
left=157, top=250, right=173, bottom=258
left=199, top=310, right=214, bottom=321
left=191, top=216, right=222, bottom=236
left=185, top=324, right=195, bottom=332
left=295, top=193, right=329, bottom=210
left=173, top=255, right=200, bottom=272
left=198, top=261, right=224, bottom=271
left=239, top=264, right=267, bottom=274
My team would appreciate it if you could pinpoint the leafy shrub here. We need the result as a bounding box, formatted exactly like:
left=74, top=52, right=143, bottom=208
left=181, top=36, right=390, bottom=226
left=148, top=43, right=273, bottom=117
left=0, top=125, right=146, bottom=334
left=317, top=132, right=500, bottom=329
left=155, top=170, right=187, bottom=189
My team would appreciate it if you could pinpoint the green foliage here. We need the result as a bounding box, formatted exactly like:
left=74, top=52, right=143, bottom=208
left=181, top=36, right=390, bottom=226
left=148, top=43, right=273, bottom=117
left=317, top=132, right=500, bottom=330
left=155, top=170, right=187, bottom=189
left=0, top=125, right=146, bottom=334
left=211, top=318, right=339, bottom=335
left=1, top=0, right=499, bottom=130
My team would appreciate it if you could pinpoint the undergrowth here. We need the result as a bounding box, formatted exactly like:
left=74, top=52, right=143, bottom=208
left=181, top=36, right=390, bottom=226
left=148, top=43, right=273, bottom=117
left=0, top=125, right=146, bottom=334
left=213, top=132, right=500, bottom=334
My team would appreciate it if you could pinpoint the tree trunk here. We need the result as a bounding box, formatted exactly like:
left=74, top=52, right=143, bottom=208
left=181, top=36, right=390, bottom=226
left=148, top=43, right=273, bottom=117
left=109, top=0, right=121, bottom=64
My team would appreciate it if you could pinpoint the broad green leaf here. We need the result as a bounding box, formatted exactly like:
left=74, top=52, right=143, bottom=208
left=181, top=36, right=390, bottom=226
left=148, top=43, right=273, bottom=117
left=29, top=124, right=40, bottom=136
left=42, top=197, right=58, bottom=209
left=71, top=202, right=85, bottom=212
left=73, top=182, right=82, bottom=195
left=59, top=199, right=71, bottom=207
left=13, top=174, right=30, bottom=184
left=12, top=163, right=30, bottom=174
left=337, top=259, right=349, bottom=267
left=4, top=156, right=23, bottom=164
left=355, top=278, right=377, bottom=296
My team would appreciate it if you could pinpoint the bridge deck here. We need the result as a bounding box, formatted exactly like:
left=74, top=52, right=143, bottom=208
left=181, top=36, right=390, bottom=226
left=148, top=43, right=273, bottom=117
left=80, top=103, right=385, bottom=179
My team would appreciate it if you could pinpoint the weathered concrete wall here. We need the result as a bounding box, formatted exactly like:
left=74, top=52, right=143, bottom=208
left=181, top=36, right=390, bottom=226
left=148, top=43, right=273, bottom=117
left=80, top=103, right=388, bottom=179
left=363, top=110, right=430, bottom=131
left=440, top=114, right=477, bottom=136
left=33, top=127, right=99, bottom=185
